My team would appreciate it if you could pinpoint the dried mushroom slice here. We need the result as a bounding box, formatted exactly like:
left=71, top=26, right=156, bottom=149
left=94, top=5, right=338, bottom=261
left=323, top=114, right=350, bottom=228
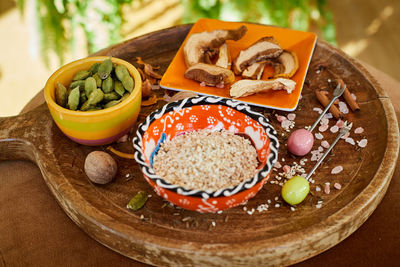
left=184, top=63, right=235, bottom=87
left=273, top=50, right=299, bottom=78
left=230, top=78, right=296, bottom=98
left=242, top=61, right=270, bottom=80
left=183, top=25, right=247, bottom=68
left=215, top=43, right=232, bottom=69
left=233, top=36, right=283, bottom=75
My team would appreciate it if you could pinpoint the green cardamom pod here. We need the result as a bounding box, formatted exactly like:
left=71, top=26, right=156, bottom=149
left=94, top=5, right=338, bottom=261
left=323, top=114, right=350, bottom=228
left=80, top=100, right=91, bottom=111
left=68, top=87, right=80, bottom=110
left=104, top=99, right=121, bottom=109
left=103, top=92, right=120, bottom=102
left=87, top=107, right=102, bottom=111
left=72, top=70, right=90, bottom=81
left=55, top=82, right=68, bottom=108
left=115, top=65, right=129, bottom=81
left=121, top=75, right=134, bottom=92
left=126, top=191, right=148, bottom=211
left=79, top=90, right=87, bottom=104
left=92, top=73, right=102, bottom=88
left=114, top=80, right=125, bottom=96
left=120, top=92, right=130, bottom=102
left=89, top=62, right=100, bottom=75
left=102, top=76, right=114, bottom=93
left=98, top=58, right=113, bottom=79
left=88, top=88, right=104, bottom=106
left=84, top=77, right=97, bottom=97
left=69, top=80, right=85, bottom=91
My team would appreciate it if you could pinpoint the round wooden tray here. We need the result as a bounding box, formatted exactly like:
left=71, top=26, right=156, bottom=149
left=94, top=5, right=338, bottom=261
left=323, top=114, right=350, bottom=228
left=0, top=25, right=398, bottom=266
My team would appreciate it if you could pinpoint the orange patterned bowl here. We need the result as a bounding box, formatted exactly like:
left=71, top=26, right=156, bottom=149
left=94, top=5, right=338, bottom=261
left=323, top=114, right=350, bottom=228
left=133, top=96, right=279, bottom=212
left=44, top=56, right=142, bottom=146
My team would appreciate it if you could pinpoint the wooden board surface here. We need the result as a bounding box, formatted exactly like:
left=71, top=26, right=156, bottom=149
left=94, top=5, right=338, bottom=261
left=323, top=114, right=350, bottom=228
left=0, top=25, right=398, bottom=266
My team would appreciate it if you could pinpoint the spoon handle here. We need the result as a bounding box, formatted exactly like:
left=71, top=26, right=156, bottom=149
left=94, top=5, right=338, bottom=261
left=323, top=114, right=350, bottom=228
left=309, top=96, right=336, bottom=133
left=305, top=130, right=343, bottom=180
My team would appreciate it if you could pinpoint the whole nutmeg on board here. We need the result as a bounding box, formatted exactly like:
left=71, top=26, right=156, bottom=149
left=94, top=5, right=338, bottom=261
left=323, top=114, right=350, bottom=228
left=84, top=151, right=117, bottom=184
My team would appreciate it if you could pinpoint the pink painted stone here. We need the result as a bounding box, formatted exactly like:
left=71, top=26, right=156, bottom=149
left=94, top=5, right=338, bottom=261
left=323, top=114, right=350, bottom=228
left=287, top=129, right=314, bottom=156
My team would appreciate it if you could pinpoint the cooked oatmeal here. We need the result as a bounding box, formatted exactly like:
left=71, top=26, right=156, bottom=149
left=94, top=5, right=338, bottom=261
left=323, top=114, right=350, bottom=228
left=152, top=129, right=259, bottom=191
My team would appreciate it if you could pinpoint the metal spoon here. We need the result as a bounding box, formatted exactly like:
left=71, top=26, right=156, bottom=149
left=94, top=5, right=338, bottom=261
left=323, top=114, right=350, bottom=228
left=287, top=82, right=347, bottom=156
left=305, top=121, right=353, bottom=180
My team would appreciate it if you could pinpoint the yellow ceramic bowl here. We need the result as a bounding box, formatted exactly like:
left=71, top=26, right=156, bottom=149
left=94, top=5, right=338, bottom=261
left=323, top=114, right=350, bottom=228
left=44, top=56, right=142, bottom=146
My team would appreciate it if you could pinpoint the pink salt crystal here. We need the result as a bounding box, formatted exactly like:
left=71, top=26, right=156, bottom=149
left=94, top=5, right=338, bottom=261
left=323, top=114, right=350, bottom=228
left=324, top=184, right=331, bottom=194
left=281, top=120, right=292, bottom=129
left=357, top=139, right=368, bottom=148
left=276, top=115, right=287, bottom=122
left=321, top=140, right=330, bottom=148
left=315, top=133, right=323, bottom=140
left=341, top=132, right=350, bottom=139
left=319, top=124, right=329, bottom=132
left=320, top=118, right=329, bottom=125
left=324, top=113, right=333, bottom=119
left=117, top=134, right=128, bottom=143
left=274, top=161, right=282, bottom=168
left=313, top=107, right=323, bottom=114
left=318, top=146, right=323, bottom=152
left=338, top=101, right=349, bottom=114
left=283, top=165, right=291, bottom=174
left=331, top=166, right=343, bottom=174
left=334, top=183, right=342, bottom=190
left=311, top=154, right=318, bottom=161
left=336, top=120, right=345, bottom=128
left=287, top=113, right=296, bottom=121
left=330, top=125, right=339, bottom=133
left=200, top=82, right=206, bottom=87
left=345, top=137, right=355, bottom=145
left=354, top=127, right=364, bottom=134
left=216, top=83, right=225, bottom=88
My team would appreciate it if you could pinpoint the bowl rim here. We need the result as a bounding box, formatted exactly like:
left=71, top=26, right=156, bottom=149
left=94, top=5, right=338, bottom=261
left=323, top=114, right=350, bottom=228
left=44, top=56, right=142, bottom=117
left=133, top=95, right=279, bottom=198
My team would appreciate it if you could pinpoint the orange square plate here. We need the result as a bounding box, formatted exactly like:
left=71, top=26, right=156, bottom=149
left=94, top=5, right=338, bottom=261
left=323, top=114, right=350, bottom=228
left=160, top=18, right=317, bottom=111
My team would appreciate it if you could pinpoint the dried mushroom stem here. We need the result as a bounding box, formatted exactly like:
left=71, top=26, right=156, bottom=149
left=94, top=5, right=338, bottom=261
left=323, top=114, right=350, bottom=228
left=273, top=50, right=299, bottom=79
left=315, top=90, right=343, bottom=119
left=214, top=43, right=231, bottom=69
left=242, top=62, right=267, bottom=79
left=184, top=63, right=235, bottom=86
left=230, top=78, right=296, bottom=98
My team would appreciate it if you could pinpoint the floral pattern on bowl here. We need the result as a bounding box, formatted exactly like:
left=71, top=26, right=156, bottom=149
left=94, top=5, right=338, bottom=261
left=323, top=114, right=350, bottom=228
left=133, top=96, right=279, bottom=212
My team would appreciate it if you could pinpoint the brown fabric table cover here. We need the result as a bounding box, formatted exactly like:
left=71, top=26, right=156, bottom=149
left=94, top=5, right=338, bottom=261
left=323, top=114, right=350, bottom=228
left=0, top=63, right=399, bottom=266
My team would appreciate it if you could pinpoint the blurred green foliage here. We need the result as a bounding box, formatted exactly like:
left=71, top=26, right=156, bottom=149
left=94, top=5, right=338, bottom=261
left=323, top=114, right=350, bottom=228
left=181, top=0, right=336, bottom=44
left=17, top=0, right=336, bottom=67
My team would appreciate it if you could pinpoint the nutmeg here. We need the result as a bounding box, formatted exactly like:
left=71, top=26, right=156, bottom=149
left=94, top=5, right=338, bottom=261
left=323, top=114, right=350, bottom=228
left=84, top=151, right=117, bottom=184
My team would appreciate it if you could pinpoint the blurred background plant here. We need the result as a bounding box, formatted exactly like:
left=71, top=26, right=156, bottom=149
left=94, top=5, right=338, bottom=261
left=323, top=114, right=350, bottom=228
left=17, top=0, right=336, bottom=67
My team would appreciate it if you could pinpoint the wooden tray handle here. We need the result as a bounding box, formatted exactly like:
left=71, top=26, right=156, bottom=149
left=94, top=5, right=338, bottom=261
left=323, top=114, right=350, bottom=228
left=0, top=104, right=48, bottom=162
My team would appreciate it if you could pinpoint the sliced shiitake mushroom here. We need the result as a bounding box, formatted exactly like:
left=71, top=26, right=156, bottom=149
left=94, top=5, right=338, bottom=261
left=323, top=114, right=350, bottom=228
left=230, top=78, right=296, bottom=98
left=183, top=25, right=247, bottom=68
left=233, top=36, right=282, bottom=75
left=242, top=61, right=270, bottom=80
left=273, top=50, right=299, bottom=78
left=215, top=43, right=231, bottom=69
left=184, top=63, right=235, bottom=87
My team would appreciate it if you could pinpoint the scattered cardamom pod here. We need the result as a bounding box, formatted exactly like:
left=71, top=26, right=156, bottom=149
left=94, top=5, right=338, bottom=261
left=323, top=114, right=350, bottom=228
left=104, top=99, right=121, bottom=109
left=69, top=80, right=85, bottom=91
left=88, top=88, right=104, bottom=105
left=84, top=76, right=97, bottom=97
left=79, top=90, right=87, bottom=104
left=120, top=93, right=130, bottom=102
left=121, top=75, right=134, bottom=92
left=89, top=62, right=100, bottom=75
left=102, top=76, right=114, bottom=93
left=80, top=100, right=91, bottom=111
left=92, top=73, right=102, bottom=87
left=68, top=87, right=80, bottom=110
left=126, top=191, right=148, bottom=211
left=55, top=82, right=68, bottom=108
left=72, top=70, right=90, bottom=81
left=115, top=65, right=129, bottom=81
left=98, top=58, right=113, bottom=79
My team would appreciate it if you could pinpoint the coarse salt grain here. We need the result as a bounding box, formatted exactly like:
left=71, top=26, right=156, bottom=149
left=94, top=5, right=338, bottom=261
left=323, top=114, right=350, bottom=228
left=354, top=127, right=364, bottom=134
left=324, top=184, right=330, bottom=194
left=357, top=139, right=368, bottom=148
left=315, top=186, right=321, bottom=192
left=315, top=133, right=324, bottom=140
left=321, top=140, right=330, bottom=148
left=331, top=166, right=343, bottom=174
left=287, top=113, right=296, bottom=121
left=283, top=165, right=291, bottom=174
left=345, top=137, right=355, bottom=145
left=316, top=204, right=322, bottom=209
left=330, top=125, right=339, bottom=133
left=291, top=207, right=295, bottom=211
left=313, top=107, right=323, bottom=114
left=320, top=118, right=329, bottom=125
left=336, top=120, right=345, bottom=128
left=275, top=204, right=280, bottom=208
left=338, top=101, right=349, bottom=114
left=281, top=119, right=292, bottom=129
left=274, top=161, right=282, bottom=168
left=318, top=146, right=324, bottom=152
left=319, top=124, right=329, bottom=132
left=334, top=183, right=342, bottom=190
left=324, top=113, right=333, bottom=119
left=341, top=132, right=350, bottom=139
left=276, top=115, right=287, bottom=122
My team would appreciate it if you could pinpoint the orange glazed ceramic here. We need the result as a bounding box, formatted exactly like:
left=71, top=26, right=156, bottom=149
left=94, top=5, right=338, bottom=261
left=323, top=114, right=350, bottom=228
left=133, top=96, right=279, bottom=212
left=160, top=18, right=317, bottom=111
left=44, top=56, right=142, bottom=146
